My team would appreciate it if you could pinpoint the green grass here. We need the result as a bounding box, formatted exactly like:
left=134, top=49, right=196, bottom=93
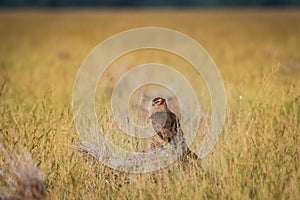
left=0, top=9, right=299, bottom=199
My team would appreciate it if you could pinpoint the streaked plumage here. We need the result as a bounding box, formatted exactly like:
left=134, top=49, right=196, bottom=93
left=149, top=97, right=198, bottom=160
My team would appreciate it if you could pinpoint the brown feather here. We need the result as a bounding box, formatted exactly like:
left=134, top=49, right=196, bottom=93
left=149, top=97, right=198, bottom=160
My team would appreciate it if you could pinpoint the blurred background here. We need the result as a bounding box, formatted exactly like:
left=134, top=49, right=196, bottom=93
left=1, top=0, right=300, bottom=7
left=0, top=0, right=299, bottom=199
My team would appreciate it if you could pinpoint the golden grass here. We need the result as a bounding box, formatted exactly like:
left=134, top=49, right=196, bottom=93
left=0, top=9, right=299, bottom=199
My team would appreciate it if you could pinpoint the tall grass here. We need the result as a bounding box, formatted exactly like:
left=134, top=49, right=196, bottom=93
left=0, top=9, right=299, bottom=199
left=0, top=144, right=46, bottom=200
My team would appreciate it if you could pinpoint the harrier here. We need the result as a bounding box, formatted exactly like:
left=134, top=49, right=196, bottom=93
left=149, top=97, right=198, bottom=160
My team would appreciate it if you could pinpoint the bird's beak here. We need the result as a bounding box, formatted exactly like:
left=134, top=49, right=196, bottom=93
left=152, top=102, right=155, bottom=106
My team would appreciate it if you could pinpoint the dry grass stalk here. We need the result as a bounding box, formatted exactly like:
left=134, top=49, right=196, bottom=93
left=0, top=145, right=46, bottom=200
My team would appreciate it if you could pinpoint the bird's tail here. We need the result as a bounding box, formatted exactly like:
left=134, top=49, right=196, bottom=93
left=185, top=148, right=199, bottom=160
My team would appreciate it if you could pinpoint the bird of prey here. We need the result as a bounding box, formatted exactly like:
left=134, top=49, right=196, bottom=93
left=149, top=97, right=198, bottom=160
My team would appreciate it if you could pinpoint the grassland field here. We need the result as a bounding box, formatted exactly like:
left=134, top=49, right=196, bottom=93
left=0, top=9, right=299, bottom=199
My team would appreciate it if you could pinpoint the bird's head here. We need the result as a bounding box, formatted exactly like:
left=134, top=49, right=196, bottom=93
left=151, top=97, right=167, bottom=107
left=148, top=97, right=170, bottom=117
